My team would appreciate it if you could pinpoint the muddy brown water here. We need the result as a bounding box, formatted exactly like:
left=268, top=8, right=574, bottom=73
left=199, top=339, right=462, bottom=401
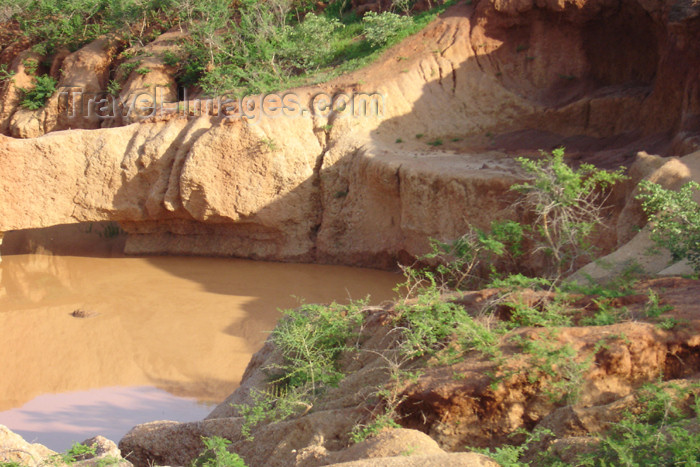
left=0, top=225, right=401, bottom=451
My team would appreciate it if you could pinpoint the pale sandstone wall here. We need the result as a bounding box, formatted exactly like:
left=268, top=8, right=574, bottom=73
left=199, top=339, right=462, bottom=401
left=1, top=0, right=700, bottom=267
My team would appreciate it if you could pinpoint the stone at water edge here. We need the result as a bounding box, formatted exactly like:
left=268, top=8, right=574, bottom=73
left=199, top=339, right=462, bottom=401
left=0, top=425, right=132, bottom=467
left=0, top=424, right=56, bottom=466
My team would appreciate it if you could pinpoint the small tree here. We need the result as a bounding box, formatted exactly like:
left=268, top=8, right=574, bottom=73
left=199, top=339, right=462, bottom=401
left=362, top=11, right=412, bottom=48
left=512, top=148, right=626, bottom=279
left=636, top=180, right=700, bottom=272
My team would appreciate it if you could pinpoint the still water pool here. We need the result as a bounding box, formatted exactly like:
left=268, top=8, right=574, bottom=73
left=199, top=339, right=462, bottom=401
left=0, top=227, right=400, bottom=451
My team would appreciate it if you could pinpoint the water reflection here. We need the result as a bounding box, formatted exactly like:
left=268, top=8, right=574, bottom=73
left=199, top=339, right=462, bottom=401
left=1, top=386, right=217, bottom=451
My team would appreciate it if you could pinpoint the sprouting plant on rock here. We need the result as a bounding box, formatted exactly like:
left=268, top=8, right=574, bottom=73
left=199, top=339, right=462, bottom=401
left=19, top=75, right=57, bottom=110
left=192, top=436, right=247, bottom=467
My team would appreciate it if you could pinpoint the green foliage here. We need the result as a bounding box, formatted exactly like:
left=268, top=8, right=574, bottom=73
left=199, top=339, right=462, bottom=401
left=234, top=386, right=313, bottom=440
left=420, top=220, right=524, bottom=290
left=19, top=74, right=56, bottom=110
left=260, top=137, right=278, bottom=152
left=643, top=288, right=673, bottom=318
left=391, top=0, right=414, bottom=15
left=118, top=60, right=141, bottom=79
left=269, top=300, right=366, bottom=390
left=281, top=13, right=343, bottom=71
left=0, top=64, right=14, bottom=88
left=512, top=331, right=590, bottom=404
left=233, top=300, right=366, bottom=439
left=560, top=261, right=642, bottom=298
left=362, top=11, right=413, bottom=47
left=192, top=436, right=247, bottom=467
left=99, top=222, right=123, bottom=238
left=415, top=148, right=625, bottom=295
left=5, top=0, right=167, bottom=50
left=162, top=49, right=181, bottom=67
left=657, top=316, right=680, bottom=330
left=488, top=273, right=553, bottom=291
left=22, top=58, right=38, bottom=75
left=350, top=409, right=401, bottom=443
left=395, top=287, right=501, bottom=359
left=637, top=180, right=700, bottom=272
left=183, top=0, right=289, bottom=95
left=106, top=79, right=121, bottom=96
left=6, top=0, right=449, bottom=95
left=61, top=442, right=97, bottom=463
left=512, top=148, right=627, bottom=278
left=135, top=67, right=151, bottom=75
left=475, top=428, right=554, bottom=467
left=577, top=382, right=700, bottom=466
left=580, top=298, right=627, bottom=326
left=504, top=295, right=572, bottom=329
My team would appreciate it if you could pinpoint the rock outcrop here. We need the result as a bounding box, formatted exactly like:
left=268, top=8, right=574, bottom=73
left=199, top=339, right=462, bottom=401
left=0, top=426, right=131, bottom=467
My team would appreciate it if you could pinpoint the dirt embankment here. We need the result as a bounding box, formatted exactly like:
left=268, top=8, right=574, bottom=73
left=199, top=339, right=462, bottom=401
left=113, top=277, right=700, bottom=467
left=1, top=0, right=700, bottom=268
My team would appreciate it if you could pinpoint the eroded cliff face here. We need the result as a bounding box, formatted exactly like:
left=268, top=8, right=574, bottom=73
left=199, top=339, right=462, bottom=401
left=1, top=0, right=700, bottom=267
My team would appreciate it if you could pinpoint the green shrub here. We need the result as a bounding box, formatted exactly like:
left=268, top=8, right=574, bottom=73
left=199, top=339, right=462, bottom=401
left=61, top=441, right=97, bottom=463
left=475, top=428, right=554, bottom=467
left=362, top=11, right=413, bottom=47
left=232, top=300, right=367, bottom=439
left=637, top=180, right=700, bottom=272
left=415, top=149, right=625, bottom=292
left=580, top=298, right=627, bottom=326
left=162, top=49, right=181, bottom=67
left=7, top=0, right=448, bottom=95
left=233, top=388, right=312, bottom=440
left=281, top=13, right=343, bottom=72
left=118, top=59, right=141, bottom=79
left=19, top=74, right=57, bottom=110
left=22, top=58, right=38, bottom=75
left=512, top=331, right=590, bottom=404
left=350, top=409, right=401, bottom=443
left=512, top=148, right=627, bottom=279
left=0, top=64, right=14, bottom=89
left=504, top=295, right=572, bottom=328
left=192, top=436, right=247, bottom=467
left=269, top=300, right=366, bottom=391
left=421, top=220, right=524, bottom=291
left=106, top=79, right=121, bottom=96
left=395, top=287, right=501, bottom=359
left=577, top=382, right=700, bottom=466
left=392, top=0, right=414, bottom=15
